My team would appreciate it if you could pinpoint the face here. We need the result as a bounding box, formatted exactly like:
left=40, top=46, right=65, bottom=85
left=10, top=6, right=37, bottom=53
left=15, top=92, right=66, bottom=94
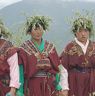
left=75, top=29, right=89, bottom=44
left=30, top=26, right=44, bottom=41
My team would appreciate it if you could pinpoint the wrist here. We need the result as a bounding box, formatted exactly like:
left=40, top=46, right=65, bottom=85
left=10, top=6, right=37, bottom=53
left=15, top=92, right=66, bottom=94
left=10, top=87, right=16, bottom=93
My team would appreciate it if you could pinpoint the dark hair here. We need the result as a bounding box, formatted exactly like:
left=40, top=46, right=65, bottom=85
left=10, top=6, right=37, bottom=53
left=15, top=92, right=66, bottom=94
left=27, top=22, right=45, bottom=32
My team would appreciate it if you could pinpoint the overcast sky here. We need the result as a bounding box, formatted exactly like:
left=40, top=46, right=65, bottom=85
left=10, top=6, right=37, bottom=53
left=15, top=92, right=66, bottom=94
left=61, top=0, right=95, bottom=2
left=0, top=0, right=95, bottom=10
left=0, top=0, right=23, bottom=10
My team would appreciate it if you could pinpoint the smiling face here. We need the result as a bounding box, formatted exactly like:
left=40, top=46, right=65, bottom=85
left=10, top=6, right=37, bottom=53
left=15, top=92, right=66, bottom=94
left=75, top=29, right=89, bottom=45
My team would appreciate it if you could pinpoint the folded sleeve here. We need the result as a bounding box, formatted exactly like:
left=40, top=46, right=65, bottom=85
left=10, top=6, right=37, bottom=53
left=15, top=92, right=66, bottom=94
left=7, top=52, right=20, bottom=89
left=58, top=64, right=69, bottom=90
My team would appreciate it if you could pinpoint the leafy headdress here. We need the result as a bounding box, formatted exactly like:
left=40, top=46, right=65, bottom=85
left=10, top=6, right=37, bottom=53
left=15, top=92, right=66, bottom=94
left=71, top=11, right=94, bottom=37
left=0, top=19, right=11, bottom=38
left=72, top=17, right=93, bottom=35
left=25, top=15, right=51, bottom=34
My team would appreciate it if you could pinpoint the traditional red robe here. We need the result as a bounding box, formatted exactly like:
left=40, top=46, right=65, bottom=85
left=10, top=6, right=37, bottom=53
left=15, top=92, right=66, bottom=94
left=60, top=40, right=95, bottom=96
left=0, top=39, right=17, bottom=96
left=18, top=40, right=60, bottom=96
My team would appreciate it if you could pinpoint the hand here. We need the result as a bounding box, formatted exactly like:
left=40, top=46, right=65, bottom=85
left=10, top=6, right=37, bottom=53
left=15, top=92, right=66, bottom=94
left=9, top=87, right=16, bottom=96
left=36, top=64, right=51, bottom=70
left=58, top=90, right=68, bottom=96
left=36, top=64, right=45, bottom=69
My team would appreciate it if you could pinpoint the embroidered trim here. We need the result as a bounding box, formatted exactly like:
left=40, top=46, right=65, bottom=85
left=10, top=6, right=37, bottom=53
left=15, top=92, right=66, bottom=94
left=66, top=41, right=95, bottom=57
left=0, top=41, right=13, bottom=56
left=20, top=40, right=54, bottom=58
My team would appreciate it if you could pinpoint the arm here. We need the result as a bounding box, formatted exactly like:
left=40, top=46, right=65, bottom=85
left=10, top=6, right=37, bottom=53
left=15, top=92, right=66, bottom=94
left=7, top=53, right=20, bottom=95
left=58, top=64, right=69, bottom=96
left=58, top=64, right=69, bottom=90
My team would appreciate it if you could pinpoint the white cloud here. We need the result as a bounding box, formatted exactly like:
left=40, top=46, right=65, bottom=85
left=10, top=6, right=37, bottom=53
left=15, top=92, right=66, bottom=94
left=0, top=0, right=23, bottom=10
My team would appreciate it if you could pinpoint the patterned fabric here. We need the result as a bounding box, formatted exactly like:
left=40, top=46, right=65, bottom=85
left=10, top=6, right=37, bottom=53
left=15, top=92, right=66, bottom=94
left=60, top=40, right=95, bottom=96
left=0, top=40, right=17, bottom=75
left=0, top=39, right=19, bottom=96
left=20, top=40, right=54, bottom=57
left=0, top=41, right=12, bottom=77
left=20, top=40, right=54, bottom=77
left=0, top=40, right=17, bottom=59
left=19, top=40, right=60, bottom=96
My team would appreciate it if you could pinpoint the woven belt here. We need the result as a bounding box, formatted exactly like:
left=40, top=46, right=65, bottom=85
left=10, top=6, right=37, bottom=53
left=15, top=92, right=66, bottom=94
left=70, top=66, right=93, bottom=73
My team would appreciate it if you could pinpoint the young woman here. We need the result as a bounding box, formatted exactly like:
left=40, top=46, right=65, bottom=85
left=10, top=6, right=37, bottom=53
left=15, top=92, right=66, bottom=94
left=18, top=15, right=61, bottom=96
left=60, top=17, right=95, bottom=96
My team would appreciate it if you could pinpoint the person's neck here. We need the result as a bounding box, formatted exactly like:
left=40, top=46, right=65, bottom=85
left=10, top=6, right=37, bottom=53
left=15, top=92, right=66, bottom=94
left=32, top=38, right=42, bottom=45
left=82, top=42, right=86, bottom=45
left=80, top=40, right=88, bottom=45
left=75, top=38, right=88, bottom=46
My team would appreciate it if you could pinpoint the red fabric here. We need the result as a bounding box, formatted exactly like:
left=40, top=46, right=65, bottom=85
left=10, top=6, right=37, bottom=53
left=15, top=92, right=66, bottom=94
left=0, top=81, right=10, bottom=96
left=28, top=77, right=56, bottom=96
left=60, top=40, right=95, bottom=96
left=0, top=40, right=16, bottom=95
left=18, top=41, right=60, bottom=78
left=18, top=40, right=60, bottom=96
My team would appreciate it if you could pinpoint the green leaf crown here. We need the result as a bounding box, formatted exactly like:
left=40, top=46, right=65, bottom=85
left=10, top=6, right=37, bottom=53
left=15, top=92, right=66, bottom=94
left=72, top=17, right=93, bottom=34
left=0, top=19, right=11, bottom=38
left=25, top=15, right=51, bottom=33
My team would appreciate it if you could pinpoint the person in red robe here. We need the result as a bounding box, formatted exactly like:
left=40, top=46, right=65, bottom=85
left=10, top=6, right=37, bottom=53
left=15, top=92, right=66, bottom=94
left=60, top=17, right=95, bottom=96
left=18, top=15, right=62, bottom=96
left=0, top=19, right=20, bottom=96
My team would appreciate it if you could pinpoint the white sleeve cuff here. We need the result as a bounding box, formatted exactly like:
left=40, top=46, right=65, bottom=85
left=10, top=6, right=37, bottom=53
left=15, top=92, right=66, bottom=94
left=58, top=64, right=69, bottom=90
left=9, top=81, right=21, bottom=89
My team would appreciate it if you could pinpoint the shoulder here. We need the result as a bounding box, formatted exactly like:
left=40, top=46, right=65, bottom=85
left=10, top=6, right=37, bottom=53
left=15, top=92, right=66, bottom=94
left=60, top=41, right=77, bottom=56
left=91, top=41, right=95, bottom=45
left=18, top=40, right=33, bottom=55
left=45, top=40, right=55, bottom=50
left=44, top=40, right=57, bottom=54
left=45, top=40, right=55, bottom=47
left=0, top=39, right=6, bottom=43
left=0, top=39, right=12, bottom=45
left=90, top=41, right=95, bottom=49
left=64, top=41, right=75, bottom=51
left=20, top=40, right=29, bottom=47
left=19, top=40, right=31, bottom=51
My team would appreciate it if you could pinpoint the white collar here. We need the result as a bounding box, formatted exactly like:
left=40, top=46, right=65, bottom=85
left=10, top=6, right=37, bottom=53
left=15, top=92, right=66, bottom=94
left=74, top=38, right=89, bottom=54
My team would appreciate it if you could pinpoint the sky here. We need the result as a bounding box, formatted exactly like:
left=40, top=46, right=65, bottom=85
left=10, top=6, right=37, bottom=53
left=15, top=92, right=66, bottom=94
left=0, top=0, right=23, bottom=10
left=61, top=0, right=95, bottom=2
left=0, top=0, right=95, bottom=10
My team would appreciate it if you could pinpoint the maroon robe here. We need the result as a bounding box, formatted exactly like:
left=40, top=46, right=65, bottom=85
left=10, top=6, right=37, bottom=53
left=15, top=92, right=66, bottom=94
left=0, top=39, right=17, bottom=96
left=60, top=40, right=95, bottom=96
left=18, top=40, right=60, bottom=96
